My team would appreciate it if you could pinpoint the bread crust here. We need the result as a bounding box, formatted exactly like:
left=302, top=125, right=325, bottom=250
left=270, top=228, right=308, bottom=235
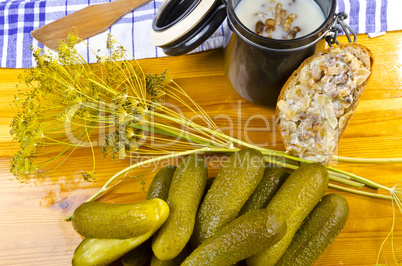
left=276, top=43, right=374, bottom=164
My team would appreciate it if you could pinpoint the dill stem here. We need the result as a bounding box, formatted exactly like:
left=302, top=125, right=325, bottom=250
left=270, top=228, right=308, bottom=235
left=85, top=124, right=96, bottom=175
left=149, top=123, right=213, bottom=147
left=86, top=77, right=119, bottom=97
left=326, top=166, right=388, bottom=190
left=334, top=156, right=402, bottom=164
left=263, top=157, right=364, bottom=188
left=39, top=146, right=78, bottom=175
left=143, top=121, right=224, bottom=148
left=36, top=146, right=71, bottom=166
left=151, top=110, right=228, bottom=146
left=42, top=135, right=82, bottom=147
left=328, top=183, right=392, bottom=200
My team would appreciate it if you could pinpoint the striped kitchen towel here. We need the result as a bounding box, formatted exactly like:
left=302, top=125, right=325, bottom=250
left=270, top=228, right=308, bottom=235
left=0, top=0, right=400, bottom=68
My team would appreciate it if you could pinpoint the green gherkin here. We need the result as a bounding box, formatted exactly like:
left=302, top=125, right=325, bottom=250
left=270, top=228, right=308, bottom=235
left=73, top=233, right=152, bottom=266
left=71, top=198, right=169, bottom=266
left=152, top=154, right=208, bottom=261
left=71, top=199, right=169, bottom=239
left=182, top=209, right=287, bottom=266
left=247, top=163, right=329, bottom=266
left=147, top=165, right=177, bottom=201
left=150, top=244, right=192, bottom=266
left=191, top=149, right=265, bottom=247
left=276, top=193, right=349, bottom=266
left=238, top=165, right=289, bottom=216
left=121, top=165, right=177, bottom=266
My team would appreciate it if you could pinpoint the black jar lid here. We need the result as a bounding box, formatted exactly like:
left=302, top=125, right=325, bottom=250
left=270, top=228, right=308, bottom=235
left=150, top=0, right=227, bottom=56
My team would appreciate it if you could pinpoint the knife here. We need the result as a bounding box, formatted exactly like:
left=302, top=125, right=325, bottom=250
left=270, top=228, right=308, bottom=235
left=31, top=0, right=152, bottom=50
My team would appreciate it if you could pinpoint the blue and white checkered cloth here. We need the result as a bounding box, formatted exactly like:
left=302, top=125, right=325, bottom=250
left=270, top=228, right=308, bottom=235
left=0, top=0, right=401, bottom=68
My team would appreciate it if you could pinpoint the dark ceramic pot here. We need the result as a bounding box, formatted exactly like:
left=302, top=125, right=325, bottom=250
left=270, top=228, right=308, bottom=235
left=224, top=0, right=337, bottom=106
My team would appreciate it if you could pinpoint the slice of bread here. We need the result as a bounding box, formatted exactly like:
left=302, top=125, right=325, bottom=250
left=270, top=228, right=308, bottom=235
left=276, top=43, right=374, bottom=164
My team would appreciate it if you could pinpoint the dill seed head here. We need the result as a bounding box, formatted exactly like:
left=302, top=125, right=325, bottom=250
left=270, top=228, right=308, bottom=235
left=10, top=32, right=168, bottom=182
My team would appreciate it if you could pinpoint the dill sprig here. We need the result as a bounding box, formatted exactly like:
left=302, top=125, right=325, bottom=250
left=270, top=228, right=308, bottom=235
left=10, top=32, right=231, bottom=182
left=10, top=33, right=164, bottom=181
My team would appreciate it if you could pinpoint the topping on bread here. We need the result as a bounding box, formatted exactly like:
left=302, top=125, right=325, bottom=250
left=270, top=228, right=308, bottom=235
left=276, top=43, right=373, bottom=164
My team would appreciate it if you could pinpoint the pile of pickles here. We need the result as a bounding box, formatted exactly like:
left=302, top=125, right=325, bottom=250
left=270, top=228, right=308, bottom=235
left=71, top=149, right=349, bottom=266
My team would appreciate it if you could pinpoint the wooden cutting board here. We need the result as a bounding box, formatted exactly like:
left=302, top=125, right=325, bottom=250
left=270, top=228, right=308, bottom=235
left=0, top=32, right=402, bottom=265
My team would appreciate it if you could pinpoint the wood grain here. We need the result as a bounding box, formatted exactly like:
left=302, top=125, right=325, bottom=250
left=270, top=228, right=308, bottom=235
left=1, top=31, right=402, bottom=265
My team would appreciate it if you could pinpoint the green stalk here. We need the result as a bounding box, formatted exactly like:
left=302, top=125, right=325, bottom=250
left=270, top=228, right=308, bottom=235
left=39, top=146, right=78, bottom=175
left=263, top=157, right=364, bottom=188
left=326, top=166, right=388, bottom=190
left=150, top=111, right=283, bottom=156
left=334, top=156, right=402, bottom=164
left=36, top=146, right=71, bottom=166
left=328, top=183, right=392, bottom=200
left=144, top=121, right=223, bottom=147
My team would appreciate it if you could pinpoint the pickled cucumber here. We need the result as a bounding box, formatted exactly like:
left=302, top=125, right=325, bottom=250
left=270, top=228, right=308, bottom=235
left=120, top=166, right=176, bottom=266
left=246, top=163, right=329, bottom=266
left=72, top=198, right=169, bottom=239
left=152, top=154, right=208, bottom=260
left=120, top=239, right=152, bottom=266
left=147, top=165, right=176, bottom=201
left=72, top=227, right=159, bottom=266
left=191, top=149, right=265, bottom=247
left=276, top=193, right=349, bottom=265
left=181, top=209, right=287, bottom=266
left=150, top=244, right=191, bottom=266
left=238, top=165, right=288, bottom=216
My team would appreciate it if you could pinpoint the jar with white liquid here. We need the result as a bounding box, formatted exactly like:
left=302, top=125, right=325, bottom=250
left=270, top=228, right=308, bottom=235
left=151, top=0, right=354, bottom=107
left=235, top=0, right=326, bottom=40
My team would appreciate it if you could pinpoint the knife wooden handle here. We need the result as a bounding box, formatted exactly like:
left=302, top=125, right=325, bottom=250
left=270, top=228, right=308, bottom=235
left=31, top=0, right=152, bottom=50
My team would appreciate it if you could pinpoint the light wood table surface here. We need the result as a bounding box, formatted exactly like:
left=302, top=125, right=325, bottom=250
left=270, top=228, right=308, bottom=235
left=1, top=31, right=402, bottom=265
